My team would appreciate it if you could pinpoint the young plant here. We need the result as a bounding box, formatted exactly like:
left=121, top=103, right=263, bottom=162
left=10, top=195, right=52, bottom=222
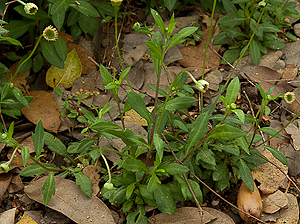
left=213, top=0, right=300, bottom=65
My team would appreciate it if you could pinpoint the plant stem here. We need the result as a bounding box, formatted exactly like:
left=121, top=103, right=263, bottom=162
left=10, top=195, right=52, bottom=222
left=12, top=34, right=43, bottom=81
left=101, top=151, right=111, bottom=184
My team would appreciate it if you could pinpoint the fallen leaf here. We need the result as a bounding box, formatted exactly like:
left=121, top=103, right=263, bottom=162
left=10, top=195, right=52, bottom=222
left=19, top=136, right=35, bottom=153
left=21, top=91, right=61, bottom=133
left=82, top=165, right=101, bottom=195
left=123, top=44, right=148, bottom=67
left=16, top=212, right=38, bottom=224
left=281, top=64, right=298, bottom=80
left=46, top=48, right=82, bottom=88
left=0, top=150, right=26, bottom=174
left=0, top=173, right=13, bottom=200
left=202, top=207, right=235, bottom=224
left=252, top=149, right=288, bottom=194
left=8, top=175, right=24, bottom=193
left=237, top=181, right=262, bottom=224
left=24, top=176, right=115, bottom=224
left=0, top=208, right=16, bottom=224
left=58, top=31, right=74, bottom=43
left=153, top=207, right=217, bottom=224
left=124, top=107, right=154, bottom=126
left=275, top=193, right=299, bottom=224
left=6, top=61, right=30, bottom=89
left=262, top=190, right=288, bottom=214
left=284, top=120, right=300, bottom=150
left=67, top=43, right=96, bottom=74
left=280, top=144, right=300, bottom=177
left=70, top=76, right=95, bottom=107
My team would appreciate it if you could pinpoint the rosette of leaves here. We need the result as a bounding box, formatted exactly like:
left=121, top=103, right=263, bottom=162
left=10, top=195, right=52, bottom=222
left=213, top=0, right=300, bottom=65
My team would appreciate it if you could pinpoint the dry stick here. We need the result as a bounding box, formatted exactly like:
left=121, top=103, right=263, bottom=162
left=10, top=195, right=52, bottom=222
left=243, top=90, right=266, bottom=142
left=161, top=133, right=204, bottom=224
left=161, top=134, right=267, bottom=224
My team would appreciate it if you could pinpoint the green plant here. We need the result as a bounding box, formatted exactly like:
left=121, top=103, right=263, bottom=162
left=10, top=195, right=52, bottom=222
left=0, top=2, right=298, bottom=224
left=213, top=0, right=300, bottom=65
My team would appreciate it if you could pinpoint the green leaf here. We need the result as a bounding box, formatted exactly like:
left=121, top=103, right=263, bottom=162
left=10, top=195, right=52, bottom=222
left=99, top=64, right=113, bottom=85
left=147, top=174, right=160, bottom=193
left=196, top=148, right=216, bottom=166
left=78, top=15, right=99, bottom=36
left=165, top=96, right=197, bottom=111
left=153, top=184, right=176, bottom=215
left=222, top=48, right=240, bottom=64
left=117, top=67, right=131, bottom=85
left=260, top=23, right=281, bottom=33
left=74, top=172, right=93, bottom=198
left=153, top=134, right=164, bottom=161
left=232, top=109, right=245, bottom=123
left=263, top=145, right=288, bottom=166
left=0, top=37, right=23, bottom=47
left=126, top=182, right=136, bottom=200
left=5, top=20, right=36, bottom=39
left=226, top=77, right=240, bottom=105
left=213, top=32, right=231, bottom=45
left=258, top=127, right=283, bottom=139
left=209, top=124, right=245, bottom=140
left=249, top=39, right=261, bottom=66
left=123, top=158, right=148, bottom=173
left=186, top=112, right=208, bottom=153
left=67, top=138, right=96, bottom=154
left=164, top=0, right=176, bottom=11
left=127, top=90, right=151, bottom=125
left=41, top=172, right=55, bottom=206
left=150, top=9, right=165, bottom=34
left=12, top=87, right=29, bottom=108
left=55, top=35, right=68, bottom=62
left=212, top=161, right=229, bottom=181
left=235, top=136, right=250, bottom=154
left=162, top=163, right=189, bottom=175
left=70, top=1, right=99, bottom=17
left=285, top=32, right=298, bottom=41
left=90, top=121, right=120, bottom=132
left=21, top=146, right=30, bottom=167
left=41, top=40, right=64, bottom=69
left=20, top=162, right=58, bottom=177
left=32, top=120, right=44, bottom=158
left=104, top=129, right=149, bottom=147
left=32, top=53, right=44, bottom=73
left=187, top=179, right=203, bottom=204
left=167, top=27, right=198, bottom=50
left=218, top=15, right=246, bottom=27
left=52, top=9, right=66, bottom=31
left=145, top=41, right=163, bottom=60
left=91, top=2, right=114, bottom=18
left=51, top=0, right=70, bottom=14
left=44, top=132, right=76, bottom=164
left=238, top=159, right=254, bottom=192
left=222, top=0, right=238, bottom=16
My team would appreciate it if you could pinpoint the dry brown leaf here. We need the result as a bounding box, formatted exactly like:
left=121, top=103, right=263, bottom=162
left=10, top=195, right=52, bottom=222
left=153, top=207, right=217, bottom=224
left=58, top=31, right=74, bottom=43
left=0, top=208, right=16, bottom=224
left=284, top=120, right=300, bottom=150
left=275, top=193, right=299, bottom=224
left=0, top=150, right=27, bottom=175
left=19, top=136, right=35, bottom=153
left=124, top=107, right=154, bottom=126
left=262, top=190, right=288, bottom=214
left=237, top=181, right=262, bottom=224
left=281, top=64, right=298, bottom=80
left=67, top=43, right=96, bottom=74
left=8, top=175, right=24, bottom=193
left=6, top=61, right=30, bottom=90
left=82, top=165, right=101, bottom=195
left=202, top=207, right=235, bottom=224
left=24, top=176, right=116, bottom=224
left=0, top=173, right=13, bottom=200
left=252, top=149, right=288, bottom=194
left=241, top=66, right=293, bottom=96
left=16, top=212, right=38, bottom=224
left=21, top=91, right=61, bottom=133
left=280, top=144, right=300, bottom=177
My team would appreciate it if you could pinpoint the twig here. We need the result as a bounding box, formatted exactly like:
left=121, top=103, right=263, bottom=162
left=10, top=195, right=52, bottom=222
left=161, top=133, right=203, bottom=224
left=161, top=135, right=267, bottom=224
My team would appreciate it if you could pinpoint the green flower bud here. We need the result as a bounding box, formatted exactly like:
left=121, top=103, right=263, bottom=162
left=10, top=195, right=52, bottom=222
left=24, top=3, right=38, bottom=15
left=111, top=0, right=122, bottom=8
left=258, top=0, right=266, bottom=7
left=9, top=83, right=14, bottom=89
left=195, top=80, right=209, bottom=93
left=230, top=103, right=237, bottom=109
left=283, top=92, right=295, bottom=104
left=104, top=182, right=114, bottom=190
left=0, top=163, right=9, bottom=173
left=1, top=133, right=7, bottom=140
left=133, top=22, right=140, bottom=30
left=266, top=95, right=272, bottom=101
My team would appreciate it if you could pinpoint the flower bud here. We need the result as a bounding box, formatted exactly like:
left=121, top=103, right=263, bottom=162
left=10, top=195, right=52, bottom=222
left=24, top=3, right=38, bottom=15
left=195, top=80, right=209, bottom=93
left=230, top=103, right=237, bottom=110
left=104, top=182, right=114, bottom=190
left=9, top=83, right=14, bottom=89
left=43, top=25, right=58, bottom=41
left=1, top=133, right=7, bottom=140
left=0, top=163, right=9, bottom=173
left=283, top=92, right=295, bottom=104
left=133, top=22, right=140, bottom=30
left=111, top=0, right=122, bottom=8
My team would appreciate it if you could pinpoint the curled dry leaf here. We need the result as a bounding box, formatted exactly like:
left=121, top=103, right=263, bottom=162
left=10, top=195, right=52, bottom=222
left=262, top=190, right=288, bottom=214
left=21, top=91, right=61, bottom=133
left=252, top=149, right=288, bottom=194
left=237, top=181, right=262, bottom=223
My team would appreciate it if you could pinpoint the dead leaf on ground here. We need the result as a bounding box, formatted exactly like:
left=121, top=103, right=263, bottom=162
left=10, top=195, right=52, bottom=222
left=82, top=165, right=101, bottom=195
left=262, top=190, right=288, bottom=214
left=0, top=208, right=16, bottom=224
left=240, top=66, right=293, bottom=96
left=283, top=119, right=300, bottom=150
left=0, top=150, right=26, bottom=175
left=70, top=76, right=96, bottom=107
left=46, top=48, right=82, bottom=89
left=24, top=176, right=116, bottom=224
left=67, top=43, right=96, bottom=74
left=19, top=136, right=35, bottom=153
left=269, top=120, right=290, bottom=148
left=124, top=107, right=154, bottom=126
left=280, top=64, right=298, bottom=80
left=8, top=175, right=24, bottom=193
left=202, top=207, right=235, bottom=224
left=58, top=31, right=74, bottom=43
left=252, top=149, right=288, bottom=194
left=237, top=181, right=262, bottom=224
left=178, top=28, right=221, bottom=70
left=280, top=144, right=300, bottom=177
left=21, top=91, right=61, bottom=133
left=16, top=212, right=38, bottom=224
left=0, top=173, right=13, bottom=200
left=6, top=61, right=30, bottom=89
left=153, top=207, right=217, bottom=224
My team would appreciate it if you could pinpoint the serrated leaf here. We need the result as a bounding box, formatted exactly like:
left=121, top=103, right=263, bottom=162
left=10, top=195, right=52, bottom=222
left=32, top=120, right=44, bottom=158
left=41, top=172, right=55, bottom=205
left=46, top=48, right=82, bottom=88
left=74, top=172, right=93, bottom=198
